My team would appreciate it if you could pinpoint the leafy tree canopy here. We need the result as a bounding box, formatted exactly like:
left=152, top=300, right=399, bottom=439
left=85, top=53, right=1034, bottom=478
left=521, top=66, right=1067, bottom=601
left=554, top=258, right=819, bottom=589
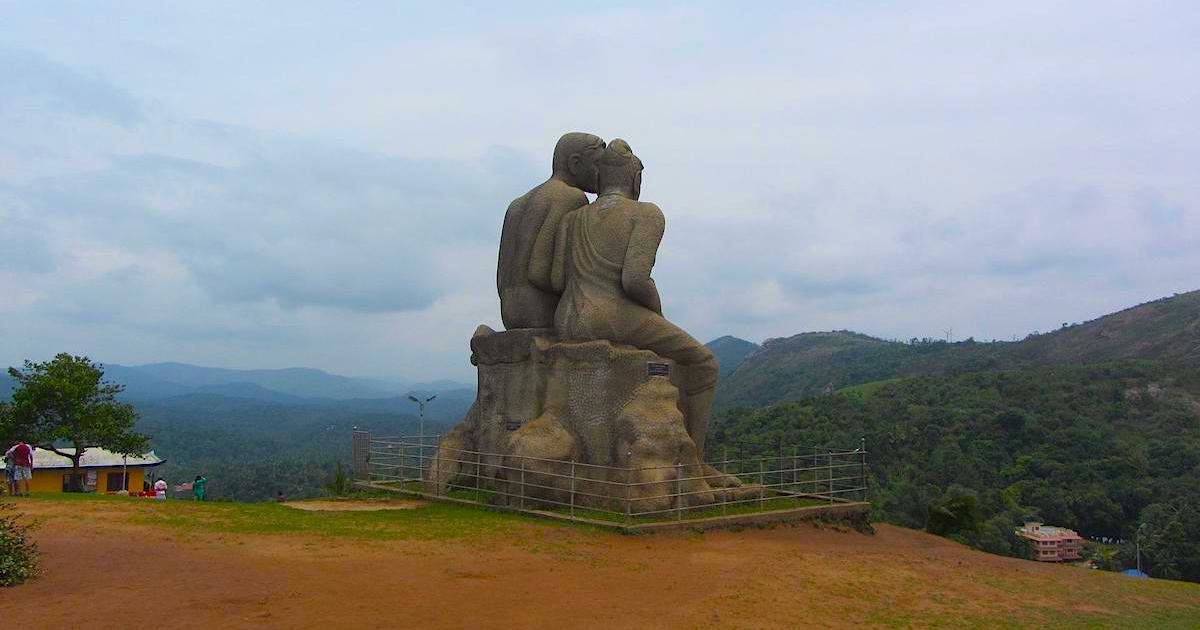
left=4, top=354, right=148, bottom=491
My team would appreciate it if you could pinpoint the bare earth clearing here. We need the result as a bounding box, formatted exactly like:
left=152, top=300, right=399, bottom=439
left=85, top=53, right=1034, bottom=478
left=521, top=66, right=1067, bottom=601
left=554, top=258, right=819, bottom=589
left=4, top=497, right=1198, bottom=629
left=282, top=499, right=427, bottom=512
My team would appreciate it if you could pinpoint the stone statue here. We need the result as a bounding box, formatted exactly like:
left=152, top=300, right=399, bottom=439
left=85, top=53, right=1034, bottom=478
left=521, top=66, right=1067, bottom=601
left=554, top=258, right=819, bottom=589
left=550, top=139, right=718, bottom=454
left=496, top=132, right=606, bottom=329
left=432, top=134, right=740, bottom=512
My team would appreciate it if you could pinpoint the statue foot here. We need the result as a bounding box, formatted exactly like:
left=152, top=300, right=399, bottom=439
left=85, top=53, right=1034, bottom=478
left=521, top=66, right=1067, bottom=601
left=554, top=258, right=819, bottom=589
left=702, top=463, right=743, bottom=488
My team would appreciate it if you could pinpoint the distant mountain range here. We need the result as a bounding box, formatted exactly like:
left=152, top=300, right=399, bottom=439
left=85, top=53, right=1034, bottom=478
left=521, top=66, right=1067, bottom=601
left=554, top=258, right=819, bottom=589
left=6, top=291, right=1195, bottom=416
left=3, top=360, right=470, bottom=401
left=110, top=362, right=473, bottom=400
left=0, top=360, right=477, bottom=430
left=715, top=290, right=1200, bottom=409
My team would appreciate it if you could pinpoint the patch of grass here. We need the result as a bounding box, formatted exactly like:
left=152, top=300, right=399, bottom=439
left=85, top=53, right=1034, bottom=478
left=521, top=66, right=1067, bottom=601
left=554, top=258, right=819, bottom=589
left=910, top=571, right=1200, bottom=630
left=20, top=491, right=550, bottom=541
left=126, top=499, right=546, bottom=541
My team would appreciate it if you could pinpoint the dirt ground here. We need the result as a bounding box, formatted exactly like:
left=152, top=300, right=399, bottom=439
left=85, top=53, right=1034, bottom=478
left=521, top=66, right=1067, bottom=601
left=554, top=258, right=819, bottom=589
left=4, top=499, right=1198, bottom=629
left=282, top=498, right=427, bottom=512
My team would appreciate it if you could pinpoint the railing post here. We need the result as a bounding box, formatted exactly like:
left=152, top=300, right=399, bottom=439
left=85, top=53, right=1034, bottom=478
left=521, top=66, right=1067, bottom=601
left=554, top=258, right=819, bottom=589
left=861, top=436, right=867, bottom=502
left=722, top=446, right=728, bottom=517
left=778, top=436, right=784, bottom=489
left=827, top=449, right=834, bottom=504
left=813, top=446, right=819, bottom=496
left=476, top=450, right=481, bottom=493
left=519, top=457, right=526, bottom=511
left=433, top=447, right=441, bottom=496
left=792, top=446, right=798, bottom=493
left=570, top=459, right=576, bottom=518
left=759, top=456, right=765, bottom=510
left=351, top=428, right=370, bottom=482
left=625, top=450, right=632, bottom=526
left=676, top=461, right=683, bottom=521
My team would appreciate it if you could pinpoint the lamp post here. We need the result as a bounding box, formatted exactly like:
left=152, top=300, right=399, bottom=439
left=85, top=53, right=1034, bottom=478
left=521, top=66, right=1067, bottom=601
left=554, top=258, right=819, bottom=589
left=407, top=394, right=437, bottom=442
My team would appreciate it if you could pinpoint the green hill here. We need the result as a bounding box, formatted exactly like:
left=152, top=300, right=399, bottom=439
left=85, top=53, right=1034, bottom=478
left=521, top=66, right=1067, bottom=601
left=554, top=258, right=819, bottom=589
left=709, top=359, right=1200, bottom=582
left=705, top=335, right=761, bottom=378
left=716, top=290, right=1200, bottom=409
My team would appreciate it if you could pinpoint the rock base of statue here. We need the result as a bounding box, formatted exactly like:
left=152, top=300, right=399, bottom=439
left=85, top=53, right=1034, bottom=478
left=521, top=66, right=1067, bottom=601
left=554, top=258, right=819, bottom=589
left=430, top=326, right=741, bottom=514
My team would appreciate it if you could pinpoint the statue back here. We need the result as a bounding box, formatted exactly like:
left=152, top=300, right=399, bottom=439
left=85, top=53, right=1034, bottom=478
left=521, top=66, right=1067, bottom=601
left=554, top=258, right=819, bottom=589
left=497, top=179, right=588, bottom=329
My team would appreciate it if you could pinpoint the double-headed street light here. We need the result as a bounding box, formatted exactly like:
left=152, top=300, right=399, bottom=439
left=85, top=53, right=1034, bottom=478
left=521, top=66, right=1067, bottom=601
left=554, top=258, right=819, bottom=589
left=407, top=394, right=437, bottom=444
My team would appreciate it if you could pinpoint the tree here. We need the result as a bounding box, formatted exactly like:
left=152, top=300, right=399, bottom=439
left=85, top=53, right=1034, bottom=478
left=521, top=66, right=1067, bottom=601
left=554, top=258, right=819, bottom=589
left=927, top=488, right=982, bottom=538
left=1123, top=501, right=1200, bottom=582
left=4, top=354, right=148, bottom=492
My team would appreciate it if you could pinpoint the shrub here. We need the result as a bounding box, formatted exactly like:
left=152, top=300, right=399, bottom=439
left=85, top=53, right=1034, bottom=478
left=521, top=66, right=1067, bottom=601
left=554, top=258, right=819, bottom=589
left=0, top=502, right=39, bottom=586
left=326, top=461, right=351, bottom=496
left=927, top=492, right=982, bottom=537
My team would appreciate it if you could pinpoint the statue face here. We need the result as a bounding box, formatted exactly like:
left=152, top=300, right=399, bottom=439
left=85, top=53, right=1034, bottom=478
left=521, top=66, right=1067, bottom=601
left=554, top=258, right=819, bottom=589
left=568, top=141, right=605, bottom=194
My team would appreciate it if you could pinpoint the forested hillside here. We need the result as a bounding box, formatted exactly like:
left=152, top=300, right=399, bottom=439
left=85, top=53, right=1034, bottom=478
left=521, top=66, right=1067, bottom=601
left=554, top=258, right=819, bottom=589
left=134, top=394, right=457, bottom=501
left=709, top=360, right=1200, bottom=582
left=716, top=291, right=1200, bottom=409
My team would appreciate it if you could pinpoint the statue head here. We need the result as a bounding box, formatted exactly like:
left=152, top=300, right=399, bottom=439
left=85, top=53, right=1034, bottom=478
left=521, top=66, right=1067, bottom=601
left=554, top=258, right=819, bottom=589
left=597, top=138, right=644, bottom=200
left=552, top=132, right=606, bottom=194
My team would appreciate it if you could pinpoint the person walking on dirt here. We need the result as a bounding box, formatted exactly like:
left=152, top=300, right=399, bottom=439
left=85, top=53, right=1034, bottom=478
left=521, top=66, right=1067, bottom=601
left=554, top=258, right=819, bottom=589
left=192, top=475, right=208, bottom=501
left=4, top=442, right=34, bottom=496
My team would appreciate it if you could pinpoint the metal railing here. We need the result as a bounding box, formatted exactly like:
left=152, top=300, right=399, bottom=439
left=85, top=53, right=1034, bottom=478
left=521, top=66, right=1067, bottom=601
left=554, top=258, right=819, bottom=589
left=353, top=430, right=868, bottom=525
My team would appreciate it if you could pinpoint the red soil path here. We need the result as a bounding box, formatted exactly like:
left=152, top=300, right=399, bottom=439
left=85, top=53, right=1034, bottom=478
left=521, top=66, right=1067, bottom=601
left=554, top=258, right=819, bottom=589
left=4, top=500, right=1197, bottom=629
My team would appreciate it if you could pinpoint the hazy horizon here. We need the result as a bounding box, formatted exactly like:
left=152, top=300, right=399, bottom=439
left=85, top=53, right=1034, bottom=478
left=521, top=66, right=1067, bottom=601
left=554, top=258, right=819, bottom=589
left=3, top=2, right=1197, bottom=381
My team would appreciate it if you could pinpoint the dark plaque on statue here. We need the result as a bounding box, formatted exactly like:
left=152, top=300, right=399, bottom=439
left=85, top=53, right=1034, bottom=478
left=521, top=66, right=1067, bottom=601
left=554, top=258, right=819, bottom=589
left=647, top=362, right=670, bottom=377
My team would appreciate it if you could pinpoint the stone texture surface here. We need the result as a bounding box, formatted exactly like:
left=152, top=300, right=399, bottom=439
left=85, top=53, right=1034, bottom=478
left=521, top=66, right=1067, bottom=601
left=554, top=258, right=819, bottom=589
left=550, top=139, right=718, bottom=455
left=433, top=135, right=736, bottom=510
left=432, top=329, right=733, bottom=510
left=497, top=132, right=604, bottom=330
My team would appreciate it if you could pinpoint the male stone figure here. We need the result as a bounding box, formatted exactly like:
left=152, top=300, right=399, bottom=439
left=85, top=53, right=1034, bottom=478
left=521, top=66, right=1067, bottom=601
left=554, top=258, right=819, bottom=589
left=497, top=132, right=606, bottom=329
left=551, top=139, right=719, bottom=454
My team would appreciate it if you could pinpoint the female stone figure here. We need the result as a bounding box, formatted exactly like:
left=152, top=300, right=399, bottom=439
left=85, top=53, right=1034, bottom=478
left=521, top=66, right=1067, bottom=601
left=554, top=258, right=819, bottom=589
left=551, top=139, right=718, bottom=454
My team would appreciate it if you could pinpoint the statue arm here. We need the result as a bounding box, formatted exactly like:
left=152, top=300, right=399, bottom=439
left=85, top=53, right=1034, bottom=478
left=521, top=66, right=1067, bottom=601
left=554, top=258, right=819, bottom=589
left=550, top=211, right=574, bottom=293
left=497, top=200, right=523, bottom=294
left=621, top=204, right=665, bottom=316
left=529, top=192, right=587, bottom=292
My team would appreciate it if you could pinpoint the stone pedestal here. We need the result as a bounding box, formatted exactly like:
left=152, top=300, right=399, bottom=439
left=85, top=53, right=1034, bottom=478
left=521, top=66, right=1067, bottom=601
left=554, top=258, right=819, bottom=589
left=431, top=326, right=724, bottom=512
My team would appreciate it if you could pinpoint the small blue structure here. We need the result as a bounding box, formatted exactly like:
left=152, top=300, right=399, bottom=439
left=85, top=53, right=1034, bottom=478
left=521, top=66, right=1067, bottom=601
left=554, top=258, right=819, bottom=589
left=1121, top=569, right=1149, bottom=578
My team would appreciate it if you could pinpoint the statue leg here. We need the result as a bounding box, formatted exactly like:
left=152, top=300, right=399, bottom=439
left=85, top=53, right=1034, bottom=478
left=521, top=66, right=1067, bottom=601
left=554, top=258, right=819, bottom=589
left=681, top=383, right=715, bottom=456
left=621, top=314, right=719, bottom=453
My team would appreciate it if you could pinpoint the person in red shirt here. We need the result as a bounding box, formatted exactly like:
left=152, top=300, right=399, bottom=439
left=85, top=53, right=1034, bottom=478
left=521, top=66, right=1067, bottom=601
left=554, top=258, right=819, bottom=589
left=4, top=442, right=34, bottom=496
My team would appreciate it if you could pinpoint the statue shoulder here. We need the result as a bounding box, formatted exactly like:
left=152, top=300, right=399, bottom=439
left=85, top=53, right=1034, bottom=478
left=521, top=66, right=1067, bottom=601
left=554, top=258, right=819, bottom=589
left=633, top=201, right=665, bottom=228
left=504, top=191, right=532, bottom=219
left=540, top=179, right=588, bottom=207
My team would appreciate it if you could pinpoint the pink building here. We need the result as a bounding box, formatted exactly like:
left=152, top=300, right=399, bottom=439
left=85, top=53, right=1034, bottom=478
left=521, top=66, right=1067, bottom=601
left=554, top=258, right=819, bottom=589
left=1017, top=522, right=1083, bottom=562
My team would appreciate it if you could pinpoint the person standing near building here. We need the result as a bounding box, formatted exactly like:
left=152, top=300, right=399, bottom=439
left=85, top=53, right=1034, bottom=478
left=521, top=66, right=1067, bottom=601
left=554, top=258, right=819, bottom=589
left=4, top=442, right=34, bottom=496
left=192, top=474, right=208, bottom=501
left=153, top=477, right=168, bottom=500
left=1, top=451, right=10, bottom=496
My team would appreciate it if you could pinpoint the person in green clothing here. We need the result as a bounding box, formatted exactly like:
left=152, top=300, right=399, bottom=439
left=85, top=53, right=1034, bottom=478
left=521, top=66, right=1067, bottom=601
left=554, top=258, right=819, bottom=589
left=192, top=474, right=208, bottom=501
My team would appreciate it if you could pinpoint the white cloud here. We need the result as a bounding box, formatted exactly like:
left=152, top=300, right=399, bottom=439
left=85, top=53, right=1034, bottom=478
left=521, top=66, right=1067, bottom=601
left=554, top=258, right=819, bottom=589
left=1, top=1, right=1197, bottom=380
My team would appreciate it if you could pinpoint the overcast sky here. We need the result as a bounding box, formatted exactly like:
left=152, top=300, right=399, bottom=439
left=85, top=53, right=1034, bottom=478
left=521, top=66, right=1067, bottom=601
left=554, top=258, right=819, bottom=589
left=1, top=2, right=1197, bottom=382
